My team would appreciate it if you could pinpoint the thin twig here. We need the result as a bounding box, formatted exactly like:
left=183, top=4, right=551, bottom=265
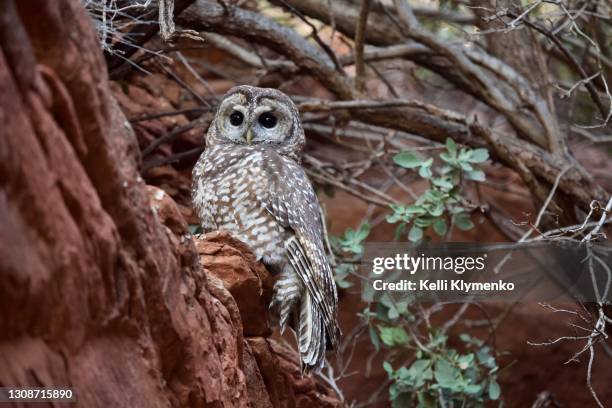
left=354, top=0, right=371, bottom=92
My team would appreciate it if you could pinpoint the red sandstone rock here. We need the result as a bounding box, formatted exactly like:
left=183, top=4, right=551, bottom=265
left=0, top=2, right=341, bottom=407
left=196, top=231, right=275, bottom=337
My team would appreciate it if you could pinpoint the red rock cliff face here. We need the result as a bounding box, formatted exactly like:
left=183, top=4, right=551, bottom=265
left=0, top=1, right=340, bottom=406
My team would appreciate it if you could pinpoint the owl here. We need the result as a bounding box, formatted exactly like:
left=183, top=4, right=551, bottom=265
left=192, top=85, right=339, bottom=372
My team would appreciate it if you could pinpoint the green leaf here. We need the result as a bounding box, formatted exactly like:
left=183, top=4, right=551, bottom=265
left=458, top=148, right=472, bottom=162
left=419, top=164, right=433, bottom=179
left=421, top=157, right=434, bottom=168
left=361, top=282, right=375, bottom=303
left=407, top=359, right=432, bottom=388
left=356, top=223, right=371, bottom=240
left=395, top=366, right=411, bottom=382
left=466, top=169, right=486, bottom=181
left=448, top=205, right=465, bottom=215
left=428, top=202, right=444, bottom=217
left=476, top=346, right=496, bottom=368
left=389, top=383, right=400, bottom=401
left=439, top=152, right=454, bottom=164
left=457, top=353, right=474, bottom=369
left=463, top=383, right=482, bottom=394
left=379, top=326, right=410, bottom=347
left=396, top=300, right=410, bottom=315
left=408, top=226, right=423, bottom=242
left=383, top=361, right=394, bottom=376
left=424, top=189, right=445, bottom=202
left=429, top=332, right=448, bottom=347
left=454, top=213, right=475, bottom=231
left=348, top=244, right=361, bottom=254
left=409, top=359, right=431, bottom=377
left=433, top=219, right=448, bottom=236
left=446, top=138, right=457, bottom=158
left=432, top=177, right=454, bottom=190
left=439, top=165, right=453, bottom=175
left=488, top=379, right=501, bottom=400
left=345, top=228, right=356, bottom=240
left=338, top=222, right=371, bottom=255
left=380, top=293, right=395, bottom=310
left=394, top=223, right=407, bottom=240
left=414, top=217, right=433, bottom=228
left=368, top=325, right=380, bottom=352
left=459, top=161, right=474, bottom=172
left=386, top=212, right=403, bottom=224
left=394, top=151, right=422, bottom=168
left=406, top=205, right=427, bottom=216
left=468, top=148, right=489, bottom=163
left=387, top=305, right=399, bottom=320
left=434, top=359, right=458, bottom=388
left=337, top=279, right=354, bottom=289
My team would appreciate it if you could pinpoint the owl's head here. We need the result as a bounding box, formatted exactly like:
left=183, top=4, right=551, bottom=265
left=207, top=85, right=305, bottom=160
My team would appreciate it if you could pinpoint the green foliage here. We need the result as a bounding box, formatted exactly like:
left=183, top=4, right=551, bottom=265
left=379, top=326, right=410, bottom=347
left=331, top=140, right=499, bottom=406
left=330, top=223, right=371, bottom=289
left=382, top=331, right=502, bottom=407
left=388, top=138, right=488, bottom=242
left=331, top=222, right=371, bottom=256
left=333, top=264, right=354, bottom=289
left=360, top=293, right=503, bottom=406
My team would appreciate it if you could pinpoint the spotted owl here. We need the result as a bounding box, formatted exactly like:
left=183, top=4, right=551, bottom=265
left=192, top=85, right=339, bottom=372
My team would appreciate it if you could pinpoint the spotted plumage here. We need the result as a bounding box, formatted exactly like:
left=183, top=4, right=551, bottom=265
left=192, top=85, right=339, bottom=372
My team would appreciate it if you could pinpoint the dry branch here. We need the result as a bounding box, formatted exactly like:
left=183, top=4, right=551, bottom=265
left=353, top=0, right=371, bottom=92
left=105, top=0, right=197, bottom=72
left=177, top=0, right=608, bottom=212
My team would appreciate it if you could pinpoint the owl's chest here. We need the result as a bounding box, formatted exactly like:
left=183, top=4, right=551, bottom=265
left=203, top=166, right=264, bottom=226
left=196, top=163, right=287, bottom=265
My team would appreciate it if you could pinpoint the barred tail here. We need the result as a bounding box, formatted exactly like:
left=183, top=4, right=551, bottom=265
left=270, top=267, right=327, bottom=373
left=270, top=267, right=301, bottom=333
left=297, top=291, right=326, bottom=372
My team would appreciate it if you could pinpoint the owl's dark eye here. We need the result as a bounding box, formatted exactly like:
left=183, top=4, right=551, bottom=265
left=258, top=112, right=278, bottom=129
left=229, top=111, right=244, bottom=126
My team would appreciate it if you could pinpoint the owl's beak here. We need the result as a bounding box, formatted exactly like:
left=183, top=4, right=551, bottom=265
left=245, top=128, right=253, bottom=144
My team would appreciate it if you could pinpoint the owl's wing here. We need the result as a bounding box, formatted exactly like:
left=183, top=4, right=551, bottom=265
left=261, top=158, right=339, bottom=349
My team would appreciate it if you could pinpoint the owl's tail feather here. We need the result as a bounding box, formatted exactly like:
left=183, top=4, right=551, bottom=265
left=297, top=291, right=326, bottom=373
left=270, top=269, right=326, bottom=373
left=270, top=268, right=302, bottom=334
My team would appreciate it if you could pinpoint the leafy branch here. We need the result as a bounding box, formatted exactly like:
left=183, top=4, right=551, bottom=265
left=388, top=138, right=489, bottom=242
